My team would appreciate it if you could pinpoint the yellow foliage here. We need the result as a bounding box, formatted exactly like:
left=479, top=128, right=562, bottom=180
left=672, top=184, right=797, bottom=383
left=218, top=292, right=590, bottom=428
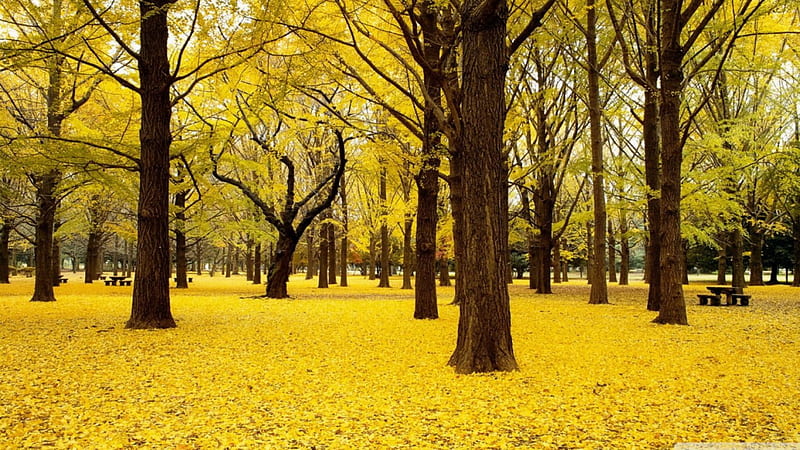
left=1, top=276, right=799, bottom=448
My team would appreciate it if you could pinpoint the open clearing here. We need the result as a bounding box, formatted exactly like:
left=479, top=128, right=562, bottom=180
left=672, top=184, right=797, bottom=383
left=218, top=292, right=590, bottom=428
left=1, top=275, right=799, bottom=448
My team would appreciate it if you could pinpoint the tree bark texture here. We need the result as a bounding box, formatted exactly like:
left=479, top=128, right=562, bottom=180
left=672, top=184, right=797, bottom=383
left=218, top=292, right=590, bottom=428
left=253, top=243, right=262, bottom=285
left=0, top=222, right=10, bottom=283
left=653, top=0, right=687, bottom=324
left=174, top=190, right=189, bottom=289
left=318, top=222, right=329, bottom=288
left=30, top=170, right=59, bottom=302
left=328, top=223, right=337, bottom=284
left=339, top=173, right=349, bottom=287
left=306, top=228, right=315, bottom=279
left=587, top=0, right=608, bottom=305
left=413, top=4, right=442, bottom=315
left=619, top=212, right=630, bottom=285
left=642, top=0, right=662, bottom=312
left=267, top=235, right=297, bottom=298
left=126, top=0, right=177, bottom=328
left=608, top=220, right=617, bottom=283
left=448, top=0, right=518, bottom=373
left=749, top=227, right=764, bottom=285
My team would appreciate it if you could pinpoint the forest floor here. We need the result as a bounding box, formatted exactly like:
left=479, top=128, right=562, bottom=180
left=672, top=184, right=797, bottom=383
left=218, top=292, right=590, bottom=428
left=1, top=274, right=799, bottom=449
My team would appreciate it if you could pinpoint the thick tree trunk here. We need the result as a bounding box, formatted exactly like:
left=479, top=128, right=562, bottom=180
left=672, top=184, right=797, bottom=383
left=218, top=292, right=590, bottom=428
left=266, top=235, right=297, bottom=298
left=0, top=222, right=10, bottom=283
left=448, top=0, right=517, bottom=373
left=31, top=170, right=59, bottom=302
left=438, top=255, right=451, bottom=286
left=717, top=247, right=728, bottom=284
left=587, top=0, right=608, bottom=305
left=653, top=0, right=687, bottom=324
left=126, top=0, right=177, bottom=329
left=412, top=0, right=443, bottom=314
left=749, top=227, right=764, bottom=285
left=643, top=31, right=662, bottom=311
left=253, top=242, right=262, bottom=284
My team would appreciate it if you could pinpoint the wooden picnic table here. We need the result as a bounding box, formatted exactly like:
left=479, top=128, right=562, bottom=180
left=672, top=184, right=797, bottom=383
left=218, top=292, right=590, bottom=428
left=104, top=276, right=131, bottom=286
left=698, top=286, right=750, bottom=306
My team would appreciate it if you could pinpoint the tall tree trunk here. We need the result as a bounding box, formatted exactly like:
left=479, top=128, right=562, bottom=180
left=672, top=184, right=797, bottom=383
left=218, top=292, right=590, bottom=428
left=402, top=215, right=413, bottom=290
left=174, top=190, right=189, bottom=289
left=587, top=0, right=608, bottom=305
left=368, top=232, right=377, bottom=280
left=0, top=222, right=10, bottom=283
left=528, top=234, right=539, bottom=290
left=413, top=16, right=442, bottom=311
left=793, top=218, right=800, bottom=287
left=126, top=0, right=177, bottom=328
left=52, top=234, right=61, bottom=286
left=608, top=220, right=617, bottom=283
left=731, top=228, right=745, bottom=291
left=30, top=170, right=59, bottom=302
left=378, top=166, right=391, bottom=288
left=653, top=0, right=687, bottom=324
left=306, top=227, right=315, bottom=279
left=339, top=236, right=348, bottom=287
left=253, top=242, right=262, bottom=284
left=328, top=223, right=337, bottom=284
left=195, top=239, right=203, bottom=275
left=245, top=238, right=254, bottom=281
left=717, top=246, right=728, bottom=284
left=449, top=145, right=465, bottom=305
left=448, top=0, right=517, bottom=373
left=340, top=173, right=349, bottom=287
left=318, top=220, right=329, bottom=288
left=619, top=212, right=630, bottom=285
left=749, top=227, right=764, bottom=286
left=643, top=0, right=662, bottom=312
left=225, top=243, right=232, bottom=278
left=552, top=238, right=562, bottom=284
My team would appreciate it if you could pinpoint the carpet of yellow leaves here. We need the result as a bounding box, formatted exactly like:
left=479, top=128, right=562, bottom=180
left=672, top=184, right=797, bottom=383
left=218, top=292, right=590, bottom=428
left=1, top=275, right=799, bottom=449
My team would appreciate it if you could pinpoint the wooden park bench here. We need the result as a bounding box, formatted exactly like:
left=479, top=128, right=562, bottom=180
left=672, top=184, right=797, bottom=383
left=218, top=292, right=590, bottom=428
left=59, top=277, right=68, bottom=284
left=174, top=277, right=193, bottom=283
left=731, top=294, right=751, bottom=306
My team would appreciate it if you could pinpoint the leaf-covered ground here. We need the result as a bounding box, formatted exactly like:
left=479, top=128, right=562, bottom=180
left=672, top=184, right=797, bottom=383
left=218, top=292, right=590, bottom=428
left=1, top=275, right=799, bottom=449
